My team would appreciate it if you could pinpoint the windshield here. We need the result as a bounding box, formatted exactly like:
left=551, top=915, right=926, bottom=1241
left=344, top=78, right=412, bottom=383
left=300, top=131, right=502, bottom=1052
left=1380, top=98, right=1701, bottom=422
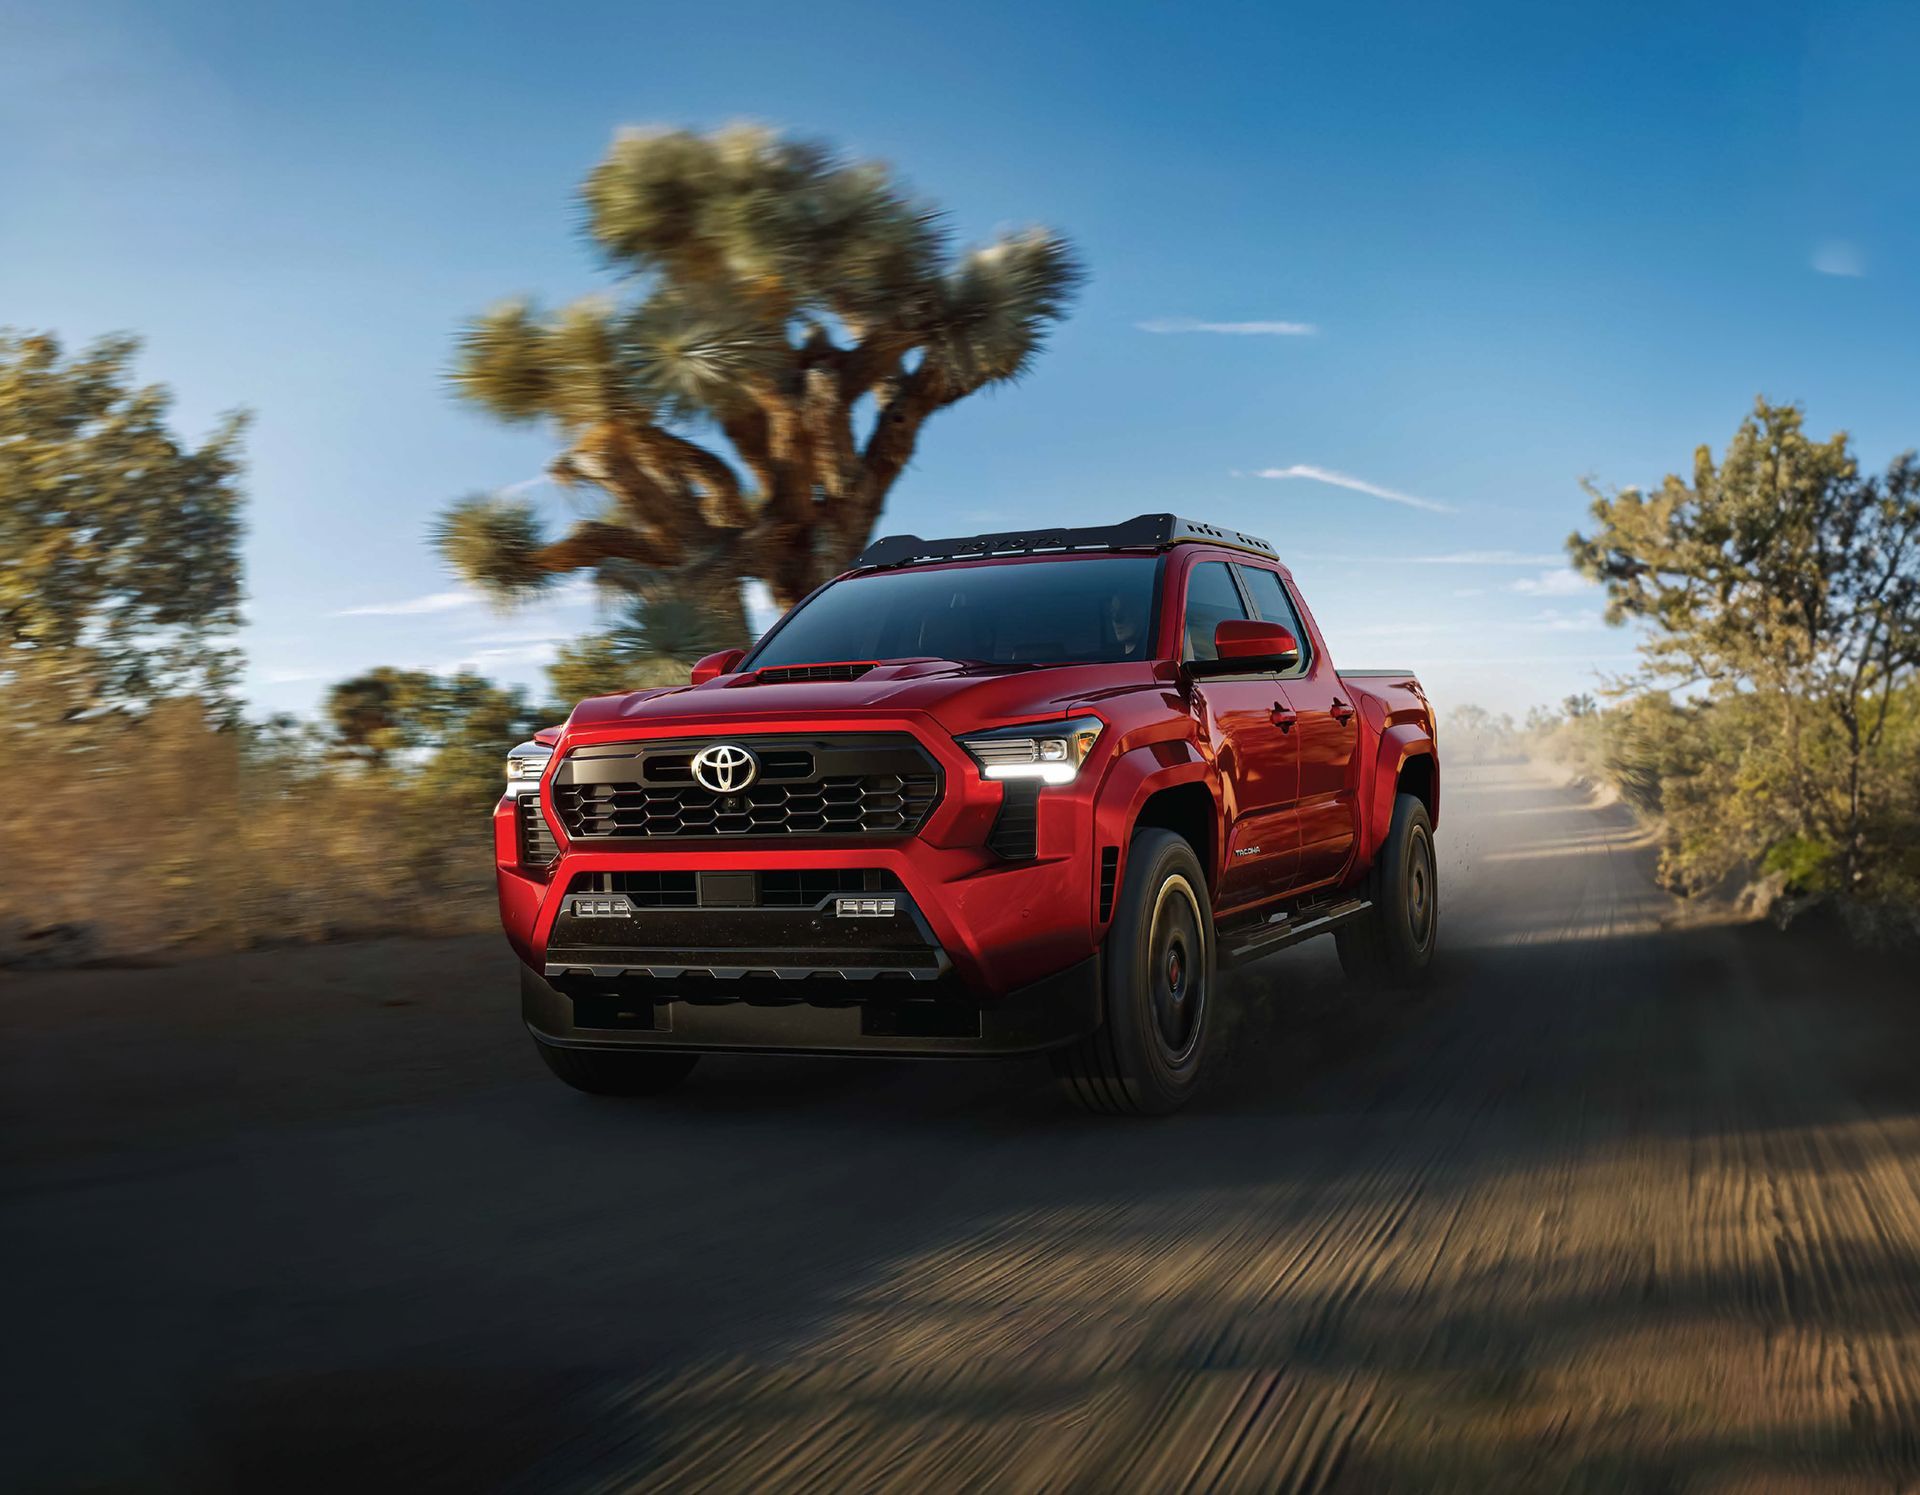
left=749, top=555, right=1162, bottom=669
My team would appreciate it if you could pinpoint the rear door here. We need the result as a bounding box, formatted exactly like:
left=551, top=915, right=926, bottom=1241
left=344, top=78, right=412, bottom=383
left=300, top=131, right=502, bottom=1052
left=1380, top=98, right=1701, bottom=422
left=1179, top=558, right=1300, bottom=907
left=1234, top=565, right=1359, bottom=888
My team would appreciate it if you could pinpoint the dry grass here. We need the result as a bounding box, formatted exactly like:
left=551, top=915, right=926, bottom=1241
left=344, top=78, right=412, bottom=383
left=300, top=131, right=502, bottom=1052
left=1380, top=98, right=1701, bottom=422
left=3, top=701, right=495, bottom=963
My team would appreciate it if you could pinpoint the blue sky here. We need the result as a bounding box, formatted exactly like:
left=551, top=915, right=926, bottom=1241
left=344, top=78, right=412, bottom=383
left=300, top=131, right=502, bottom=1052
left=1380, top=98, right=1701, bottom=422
left=5, top=0, right=1916, bottom=718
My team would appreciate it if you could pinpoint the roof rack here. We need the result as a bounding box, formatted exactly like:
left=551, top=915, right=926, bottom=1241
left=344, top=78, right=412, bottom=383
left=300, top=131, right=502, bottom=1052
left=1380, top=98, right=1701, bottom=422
left=852, top=513, right=1277, bottom=571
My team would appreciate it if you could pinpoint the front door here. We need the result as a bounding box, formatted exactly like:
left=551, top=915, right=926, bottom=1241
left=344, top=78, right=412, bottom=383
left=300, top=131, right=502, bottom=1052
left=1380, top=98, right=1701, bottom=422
left=1179, top=559, right=1300, bottom=908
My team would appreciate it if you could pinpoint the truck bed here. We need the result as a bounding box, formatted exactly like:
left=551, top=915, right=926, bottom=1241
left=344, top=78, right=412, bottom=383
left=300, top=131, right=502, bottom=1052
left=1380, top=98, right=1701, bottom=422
left=1337, top=668, right=1431, bottom=729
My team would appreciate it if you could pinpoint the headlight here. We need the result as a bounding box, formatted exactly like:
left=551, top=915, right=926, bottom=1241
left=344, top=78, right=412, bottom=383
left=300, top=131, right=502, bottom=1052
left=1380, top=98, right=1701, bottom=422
left=506, top=741, right=553, bottom=792
left=958, top=716, right=1104, bottom=785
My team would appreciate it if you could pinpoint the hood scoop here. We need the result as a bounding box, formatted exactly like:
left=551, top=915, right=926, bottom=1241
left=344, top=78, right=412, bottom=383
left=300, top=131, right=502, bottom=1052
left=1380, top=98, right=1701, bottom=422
left=750, top=661, right=878, bottom=685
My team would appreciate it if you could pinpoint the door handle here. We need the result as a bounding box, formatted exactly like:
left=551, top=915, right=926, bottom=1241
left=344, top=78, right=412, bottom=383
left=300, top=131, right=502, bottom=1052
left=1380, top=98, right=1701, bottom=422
left=1271, top=704, right=1297, bottom=732
left=1329, top=697, right=1355, bottom=725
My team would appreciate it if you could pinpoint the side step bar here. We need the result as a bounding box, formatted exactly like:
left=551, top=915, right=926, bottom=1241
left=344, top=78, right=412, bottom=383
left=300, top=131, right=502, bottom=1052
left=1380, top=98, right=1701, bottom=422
left=1219, top=897, right=1373, bottom=969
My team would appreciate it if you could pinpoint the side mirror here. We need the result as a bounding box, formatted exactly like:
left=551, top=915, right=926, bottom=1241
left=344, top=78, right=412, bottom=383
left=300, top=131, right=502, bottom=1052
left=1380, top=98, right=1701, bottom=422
left=1189, top=620, right=1300, bottom=676
left=690, top=648, right=746, bottom=685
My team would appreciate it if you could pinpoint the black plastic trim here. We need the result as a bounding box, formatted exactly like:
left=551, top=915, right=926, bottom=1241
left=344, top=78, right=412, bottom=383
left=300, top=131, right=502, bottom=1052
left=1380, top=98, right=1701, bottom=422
left=523, top=953, right=1103, bottom=1058
left=853, top=512, right=1275, bottom=571
left=987, top=780, right=1042, bottom=860
left=517, top=793, right=558, bottom=865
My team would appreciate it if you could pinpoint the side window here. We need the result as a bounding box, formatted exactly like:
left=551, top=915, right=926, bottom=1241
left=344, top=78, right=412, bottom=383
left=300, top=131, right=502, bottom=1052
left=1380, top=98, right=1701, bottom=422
left=1233, top=565, right=1303, bottom=631
left=1181, top=561, right=1250, bottom=662
left=1234, top=565, right=1311, bottom=672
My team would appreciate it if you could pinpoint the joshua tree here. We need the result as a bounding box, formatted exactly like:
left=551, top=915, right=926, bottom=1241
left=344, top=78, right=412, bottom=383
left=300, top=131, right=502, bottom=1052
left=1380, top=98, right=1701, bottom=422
left=435, top=125, right=1083, bottom=640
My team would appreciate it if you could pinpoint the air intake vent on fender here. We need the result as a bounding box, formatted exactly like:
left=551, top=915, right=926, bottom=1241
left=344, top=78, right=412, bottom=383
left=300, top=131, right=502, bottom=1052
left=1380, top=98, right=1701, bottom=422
left=988, top=781, right=1041, bottom=860
left=517, top=793, right=558, bottom=866
left=1098, top=845, right=1120, bottom=920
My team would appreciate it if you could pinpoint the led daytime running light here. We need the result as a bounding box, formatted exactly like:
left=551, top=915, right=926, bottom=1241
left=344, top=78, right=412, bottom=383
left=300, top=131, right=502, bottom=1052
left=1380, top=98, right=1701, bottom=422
left=959, top=717, right=1103, bottom=784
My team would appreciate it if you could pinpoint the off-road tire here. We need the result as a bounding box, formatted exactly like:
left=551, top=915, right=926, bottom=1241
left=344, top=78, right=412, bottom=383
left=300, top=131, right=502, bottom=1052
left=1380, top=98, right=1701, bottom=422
left=1053, top=828, right=1215, bottom=1116
left=1335, top=792, right=1438, bottom=985
left=535, top=1041, right=700, bottom=1097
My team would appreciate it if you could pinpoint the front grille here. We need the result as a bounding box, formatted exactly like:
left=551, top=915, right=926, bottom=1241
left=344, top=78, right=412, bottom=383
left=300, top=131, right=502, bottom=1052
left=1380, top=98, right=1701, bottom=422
left=761, top=869, right=899, bottom=906
left=754, top=662, right=876, bottom=684
left=567, top=871, right=698, bottom=906
left=552, top=735, right=941, bottom=841
left=518, top=793, right=558, bottom=865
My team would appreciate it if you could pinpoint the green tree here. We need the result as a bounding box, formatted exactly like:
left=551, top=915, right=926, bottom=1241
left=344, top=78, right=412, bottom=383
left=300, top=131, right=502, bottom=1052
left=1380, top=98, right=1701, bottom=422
left=324, top=667, right=444, bottom=766
left=0, top=331, right=246, bottom=724
left=324, top=668, right=533, bottom=805
left=1571, top=400, right=1920, bottom=892
left=434, top=125, right=1083, bottom=638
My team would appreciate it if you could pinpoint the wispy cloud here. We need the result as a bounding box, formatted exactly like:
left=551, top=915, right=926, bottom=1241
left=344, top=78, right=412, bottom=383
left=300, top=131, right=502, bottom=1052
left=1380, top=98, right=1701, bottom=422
left=1287, top=548, right=1562, bottom=567
left=1523, top=608, right=1605, bottom=633
left=1405, top=549, right=1559, bottom=565
left=337, top=589, right=478, bottom=617
left=1338, top=621, right=1454, bottom=638
left=1249, top=464, right=1454, bottom=514
left=335, top=573, right=599, bottom=618
left=457, top=629, right=574, bottom=647
left=1812, top=240, right=1865, bottom=278
left=433, top=642, right=563, bottom=673
left=1510, top=567, right=1594, bottom=596
left=1139, top=317, right=1317, bottom=336
left=258, top=666, right=332, bottom=685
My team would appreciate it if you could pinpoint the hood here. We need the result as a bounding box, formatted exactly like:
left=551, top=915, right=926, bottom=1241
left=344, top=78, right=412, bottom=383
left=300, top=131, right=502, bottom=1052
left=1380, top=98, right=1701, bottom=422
left=566, top=657, right=1164, bottom=736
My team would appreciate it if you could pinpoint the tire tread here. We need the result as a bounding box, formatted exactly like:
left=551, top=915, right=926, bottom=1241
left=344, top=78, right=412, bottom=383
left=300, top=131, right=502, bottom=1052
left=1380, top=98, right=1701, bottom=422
left=1052, top=828, right=1212, bottom=1116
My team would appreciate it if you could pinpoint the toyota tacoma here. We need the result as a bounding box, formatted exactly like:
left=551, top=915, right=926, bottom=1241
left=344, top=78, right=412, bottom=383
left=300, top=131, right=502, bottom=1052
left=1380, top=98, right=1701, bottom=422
left=497, top=514, right=1439, bottom=1114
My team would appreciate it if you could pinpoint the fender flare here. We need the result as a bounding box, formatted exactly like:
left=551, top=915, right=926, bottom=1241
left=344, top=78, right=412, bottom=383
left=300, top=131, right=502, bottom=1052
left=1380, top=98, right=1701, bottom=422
left=1366, top=724, right=1438, bottom=859
left=1090, top=741, right=1219, bottom=926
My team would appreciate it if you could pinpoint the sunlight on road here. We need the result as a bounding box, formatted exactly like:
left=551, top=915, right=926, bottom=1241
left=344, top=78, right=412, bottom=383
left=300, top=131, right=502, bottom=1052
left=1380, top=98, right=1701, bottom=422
left=524, top=765, right=1920, bottom=1491
left=9, top=762, right=1920, bottom=1493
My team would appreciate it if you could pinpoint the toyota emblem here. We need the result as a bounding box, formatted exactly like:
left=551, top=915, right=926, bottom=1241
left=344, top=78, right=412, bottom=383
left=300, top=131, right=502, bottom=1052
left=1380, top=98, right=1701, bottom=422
left=691, top=743, right=759, bottom=794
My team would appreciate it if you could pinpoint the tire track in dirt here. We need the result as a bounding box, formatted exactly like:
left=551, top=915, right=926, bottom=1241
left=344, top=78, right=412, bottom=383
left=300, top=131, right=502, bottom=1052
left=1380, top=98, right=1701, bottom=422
left=13, top=763, right=1920, bottom=1493
left=535, top=767, right=1920, bottom=1492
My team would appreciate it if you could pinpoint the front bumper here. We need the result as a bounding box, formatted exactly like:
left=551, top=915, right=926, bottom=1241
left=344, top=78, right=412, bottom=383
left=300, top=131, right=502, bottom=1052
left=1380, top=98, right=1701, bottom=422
left=497, top=812, right=1102, bottom=1000
left=497, top=711, right=1113, bottom=1034
left=523, top=953, right=1101, bottom=1058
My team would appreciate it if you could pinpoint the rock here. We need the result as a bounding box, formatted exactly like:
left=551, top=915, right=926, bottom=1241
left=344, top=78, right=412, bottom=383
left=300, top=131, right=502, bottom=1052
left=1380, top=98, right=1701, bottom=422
left=1735, top=872, right=1791, bottom=925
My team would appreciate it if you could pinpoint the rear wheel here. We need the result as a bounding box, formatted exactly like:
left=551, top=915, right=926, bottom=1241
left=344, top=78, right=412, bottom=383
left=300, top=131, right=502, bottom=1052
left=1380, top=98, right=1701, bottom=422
left=1053, top=828, right=1215, bottom=1116
left=535, top=1040, right=700, bottom=1097
left=1335, top=791, right=1438, bottom=985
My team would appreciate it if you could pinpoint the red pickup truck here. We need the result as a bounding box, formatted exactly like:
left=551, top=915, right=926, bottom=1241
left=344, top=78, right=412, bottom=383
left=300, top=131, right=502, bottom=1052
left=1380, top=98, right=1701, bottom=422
left=497, top=514, right=1438, bottom=1114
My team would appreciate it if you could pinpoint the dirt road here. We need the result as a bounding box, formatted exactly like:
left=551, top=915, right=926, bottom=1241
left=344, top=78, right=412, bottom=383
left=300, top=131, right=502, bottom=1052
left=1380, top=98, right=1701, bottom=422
left=7, top=762, right=1920, bottom=1493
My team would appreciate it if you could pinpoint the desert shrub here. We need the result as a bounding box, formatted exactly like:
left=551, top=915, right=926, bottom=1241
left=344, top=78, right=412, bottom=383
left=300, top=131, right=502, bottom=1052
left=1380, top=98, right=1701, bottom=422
left=2, top=701, right=500, bottom=961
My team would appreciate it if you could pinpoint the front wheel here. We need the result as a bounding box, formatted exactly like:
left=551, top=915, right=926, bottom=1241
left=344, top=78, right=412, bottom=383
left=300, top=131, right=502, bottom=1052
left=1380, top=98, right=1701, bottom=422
left=535, top=1040, right=700, bottom=1097
left=1335, top=791, right=1438, bottom=985
left=1053, top=828, right=1215, bottom=1116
